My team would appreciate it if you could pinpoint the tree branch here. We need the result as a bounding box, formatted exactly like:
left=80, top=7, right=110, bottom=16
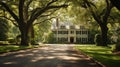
left=30, top=8, right=42, bottom=18
left=0, top=15, right=18, bottom=27
left=39, top=9, right=58, bottom=18
left=24, top=0, right=33, bottom=22
left=33, top=17, right=55, bottom=26
left=83, top=0, right=102, bottom=24
left=19, top=0, right=25, bottom=22
left=110, top=0, right=120, bottom=10
left=26, top=0, right=33, bottom=7
left=29, top=0, right=57, bottom=21
left=102, top=0, right=113, bottom=24
left=46, top=0, right=58, bottom=7
left=0, top=1, right=19, bottom=23
left=28, top=4, right=68, bottom=26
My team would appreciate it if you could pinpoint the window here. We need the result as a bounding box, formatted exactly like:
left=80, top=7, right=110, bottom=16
left=82, top=31, right=87, bottom=34
left=58, top=31, right=62, bottom=34
left=82, top=38, right=87, bottom=43
left=76, top=31, right=81, bottom=34
left=58, top=31, right=68, bottom=34
left=61, top=26, right=66, bottom=29
left=65, top=31, right=68, bottom=34
left=62, top=31, right=68, bottom=34
left=70, top=31, right=74, bottom=34
left=76, top=38, right=81, bottom=41
left=58, top=38, right=68, bottom=42
left=70, top=26, right=75, bottom=29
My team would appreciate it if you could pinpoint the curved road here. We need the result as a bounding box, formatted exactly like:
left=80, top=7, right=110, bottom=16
left=0, top=44, right=101, bottom=67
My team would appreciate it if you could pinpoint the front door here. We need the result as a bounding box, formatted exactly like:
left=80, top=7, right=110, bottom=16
left=70, top=37, right=74, bottom=43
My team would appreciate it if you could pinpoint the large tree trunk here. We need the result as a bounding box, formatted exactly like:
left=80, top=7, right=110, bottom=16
left=31, top=25, right=34, bottom=39
left=21, top=31, right=30, bottom=46
left=29, top=25, right=35, bottom=44
left=19, top=24, right=30, bottom=46
left=100, top=24, right=108, bottom=46
left=18, top=21, right=35, bottom=46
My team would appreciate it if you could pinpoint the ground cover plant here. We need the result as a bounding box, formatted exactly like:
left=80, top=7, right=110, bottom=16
left=75, top=45, right=120, bottom=67
left=0, top=45, right=39, bottom=53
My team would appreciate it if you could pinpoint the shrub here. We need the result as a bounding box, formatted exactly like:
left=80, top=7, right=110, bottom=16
left=94, top=34, right=102, bottom=46
left=115, top=43, right=120, bottom=51
left=15, top=35, right=21, bottom=45
left=114, top=38, right=120, bottom=51
left=45, top=32, right=56, bottom=43
left=114, top=27, right=120, bottom=51
left=8, top=38, right=16, bottom=44
left=0, top=18, right=9, bottom=41
left=0, top=41, right=9, bottom=45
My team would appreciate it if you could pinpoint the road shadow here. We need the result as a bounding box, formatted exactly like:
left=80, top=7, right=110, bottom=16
left=0, top=45, right=101, bottom=67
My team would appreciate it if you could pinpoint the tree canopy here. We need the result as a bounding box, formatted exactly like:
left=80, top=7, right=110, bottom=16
left=110, top=0, right=120, bottom=10
left=0, top=18, right=9, bottom=41
left=0, top=0, right=68, bottom=45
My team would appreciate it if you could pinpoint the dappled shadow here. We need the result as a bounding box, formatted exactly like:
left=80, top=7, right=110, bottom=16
left=0, top=45, right=100, bottom=67
left=82, top=49, right=120, bottom=67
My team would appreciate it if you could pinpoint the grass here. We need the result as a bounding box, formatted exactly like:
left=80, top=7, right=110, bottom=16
left=0, top=45, right=39, bottom=53
left=75, top=44, right=120, bottom=67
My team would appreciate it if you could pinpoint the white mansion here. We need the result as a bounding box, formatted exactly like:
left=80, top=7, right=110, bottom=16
left=51, top=22, right=90, bottom=43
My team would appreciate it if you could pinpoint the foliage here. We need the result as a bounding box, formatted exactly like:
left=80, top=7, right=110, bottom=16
left=75, top=45, right=120, bottom=67
left=0, top=45, right=39, bottom=53
left=45, top=32, right=56, bottom=43
left=69, top=0, right=114, bottom=46
left=0, top=0, right=68, bottom=45
left=110, top=0, right=120, bottom=10
left=94, top=34, right=112, bottom=45
left=66, top=0, right=91, bottom=24
left=0, top=41, right=9, bottom=45
left=5, top=35, right=20, bottom=45
left=0, top=18, right=9, bottom=41
left=115, top=42, right=120, bottom=51
left=15, top=35, right=21, bottom=45
left=7, top=38, right=15, bottom=44
left=33, top=20, right=51, bottom=43
left=9, top=26, right=20, bottom=38
left=114, top=27, right=120, bottom=51
left=107, top=6, right=120, bottom=51
left=87, top=23, right=100, bottom=44
left=94, top=34, right=102, bottom=46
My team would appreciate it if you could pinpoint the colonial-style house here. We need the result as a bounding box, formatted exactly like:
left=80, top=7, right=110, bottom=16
left=52, top=23, right=90, bottom=43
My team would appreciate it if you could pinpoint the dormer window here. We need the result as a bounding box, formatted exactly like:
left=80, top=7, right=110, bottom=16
left=60, top=26, right=66, bottom=29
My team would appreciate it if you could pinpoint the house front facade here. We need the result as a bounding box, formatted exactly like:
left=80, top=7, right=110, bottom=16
left=52, top=25, right=90, bottom=43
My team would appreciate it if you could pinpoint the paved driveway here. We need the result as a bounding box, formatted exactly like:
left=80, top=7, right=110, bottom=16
left=0, top=44, right=101, bottom=67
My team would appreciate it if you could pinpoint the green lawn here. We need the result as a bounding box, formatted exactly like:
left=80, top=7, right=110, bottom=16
left=0, top=45, right=39, bottom=53
left=75, top=45, right=120, bottom=67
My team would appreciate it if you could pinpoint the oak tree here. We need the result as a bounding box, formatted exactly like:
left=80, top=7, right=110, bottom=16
left=0, top=0, right=68, bottom=45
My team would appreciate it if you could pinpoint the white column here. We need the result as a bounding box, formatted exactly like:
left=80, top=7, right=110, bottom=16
left=68, top=30, right=70, bottom=42
left=56, top=28, right=58, bottom=42
left=74, top=30, right=76, bottom=43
